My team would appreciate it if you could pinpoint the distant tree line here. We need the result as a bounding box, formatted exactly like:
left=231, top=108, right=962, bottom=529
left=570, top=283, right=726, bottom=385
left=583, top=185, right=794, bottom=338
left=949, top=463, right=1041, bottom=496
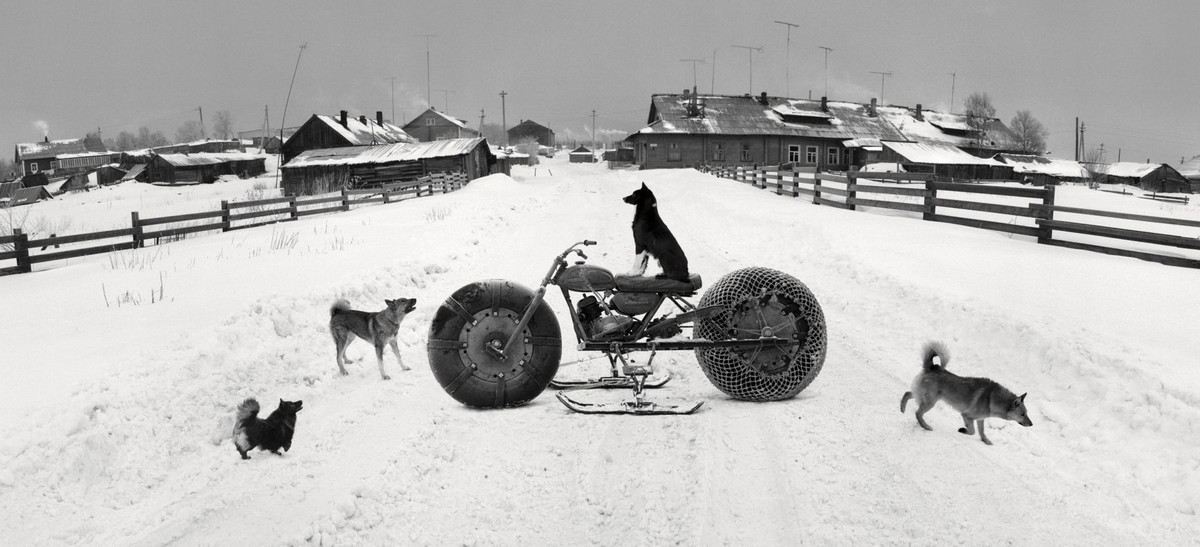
left=104, top=110, right=235, bottom=152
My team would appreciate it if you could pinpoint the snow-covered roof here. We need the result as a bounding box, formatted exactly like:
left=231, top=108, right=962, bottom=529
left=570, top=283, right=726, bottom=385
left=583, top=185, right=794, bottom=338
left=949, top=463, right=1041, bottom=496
left=1099, top=162, right=1163, bottom=179
left=16, top=136, right=108, bottom=160
left=312, top=114, right=415, bottom=146
left=995, top=154, right=1089, bottom=179
left=842, top=138, right=883, bottom=151
left=877, top=106, right=1017, bottom=152
left=153, top=152, right=266, bottom=167
left=858, top=162, right=906, bottom=173
left=882, top=141, right=1005, bottom=166
left=632, top=94, right=904, bottom=141
left=283, top=138, right=489, bottom=168
left=1177, top=155, right=1200, bottom=180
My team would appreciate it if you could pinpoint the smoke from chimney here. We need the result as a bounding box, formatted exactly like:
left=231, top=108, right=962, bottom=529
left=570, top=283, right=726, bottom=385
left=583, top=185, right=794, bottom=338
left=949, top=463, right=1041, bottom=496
left=34, top=120, right=50, bottom=139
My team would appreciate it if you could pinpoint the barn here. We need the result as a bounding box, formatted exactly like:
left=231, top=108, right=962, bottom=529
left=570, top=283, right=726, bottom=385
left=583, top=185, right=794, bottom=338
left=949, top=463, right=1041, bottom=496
left=144, top=153, right=268, bottom=185
left=994, top=154, right=1090, bottom=185
left=282, top=111, right=415, bottom=164
left=403, top=108, right=481, bottom=142
left=508, top=120, right=555, bottom=148
left=1099, top=162, right=1190, bottom=193
left=880, top=141, right=1014, bottom=180
left=280, top=138, right=496, bottom=196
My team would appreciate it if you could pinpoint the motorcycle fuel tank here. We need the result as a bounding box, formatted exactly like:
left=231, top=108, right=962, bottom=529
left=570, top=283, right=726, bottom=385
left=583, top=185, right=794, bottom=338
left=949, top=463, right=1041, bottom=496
left=558, top=263, right=617, bottom=292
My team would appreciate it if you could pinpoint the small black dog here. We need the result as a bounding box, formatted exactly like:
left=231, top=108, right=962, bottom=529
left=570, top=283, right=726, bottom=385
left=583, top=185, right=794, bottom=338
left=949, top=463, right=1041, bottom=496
left=624, top=182, right=690, bottom=281
left=232, top=397, right=302, bottom=460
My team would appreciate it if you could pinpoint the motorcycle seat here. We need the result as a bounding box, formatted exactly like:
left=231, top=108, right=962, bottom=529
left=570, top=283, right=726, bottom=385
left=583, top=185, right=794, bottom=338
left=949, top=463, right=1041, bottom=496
left=613, top=274, right=702, bottom=294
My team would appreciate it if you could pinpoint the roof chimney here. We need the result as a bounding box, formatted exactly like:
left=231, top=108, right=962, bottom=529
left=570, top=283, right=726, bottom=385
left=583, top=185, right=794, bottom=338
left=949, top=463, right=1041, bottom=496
left=359, top=115, right=367, bottom=125
left=914, top=104, right=924, bottom=121
left=339, top=110, right=348, bottom=127
left=377, top=111, right=384, bottom=125
left=869, top=98, right=877, bottom=117
left=758, top=91, right=769, bottom=106
left=821, top=96, right=828, bottom=112
left=683, top=88, right=690, bottom=97
left=44, top=136, right=49, bottom=143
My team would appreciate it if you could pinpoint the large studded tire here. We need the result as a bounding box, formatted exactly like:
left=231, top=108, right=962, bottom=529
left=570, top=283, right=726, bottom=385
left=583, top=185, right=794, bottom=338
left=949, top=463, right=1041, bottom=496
left=694, top=267, right=827, bottom=401
left=427, top=280, right=561, bottom=408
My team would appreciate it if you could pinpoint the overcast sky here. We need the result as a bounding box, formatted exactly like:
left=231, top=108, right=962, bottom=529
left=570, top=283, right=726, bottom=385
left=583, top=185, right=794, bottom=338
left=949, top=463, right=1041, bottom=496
left=4, top=0, right=1199, bottom=164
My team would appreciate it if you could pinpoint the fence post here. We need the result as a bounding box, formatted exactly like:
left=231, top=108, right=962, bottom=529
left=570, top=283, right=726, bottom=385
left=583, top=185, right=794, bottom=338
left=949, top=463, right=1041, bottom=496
left=791, top=168, right=800, bottom=198
left=846, top=173, right=857, bottom=211
left=1037, top=185, right=1056, bottom=245
left=813, top=171, right=822, bottom=205
left=341, top=188, right=351, bottom=211
left=131, top=211, right=144, bottom=248
left=13, top=229, right=31, bottom=273
left=220, top=200, right=231, bottom=231
left=288, top=196, right=298, bottom=220
left=923, top=181, right=936, bottom=221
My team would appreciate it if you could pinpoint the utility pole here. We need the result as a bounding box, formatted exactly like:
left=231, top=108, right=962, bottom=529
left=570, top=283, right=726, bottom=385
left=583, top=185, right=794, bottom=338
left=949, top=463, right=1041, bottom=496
left=499, top=90, right=508, bottom=147
left=417, top=34, right=436, bottom=107
left=260, top=105, right=270, bottom=153
left=478, top=109, right=486, bottom=131
left=731, top=45, right=763, bottom=96
left=948, top=72, right=957, bottom=113
left=870, top=71, right=892, bottom=105
left=819, top=46, right=833, bottom=99
left=591, top=109, right=597, bottom=150
left=774, top=21, right=799, bottom=98
left=198, top=106, right=205, bottom=139
left=1074, top=117, right=1079, bottom=161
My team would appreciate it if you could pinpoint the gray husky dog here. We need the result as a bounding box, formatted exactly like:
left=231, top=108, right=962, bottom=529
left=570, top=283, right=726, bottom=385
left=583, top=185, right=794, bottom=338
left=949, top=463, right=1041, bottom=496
left=329, top=298, right=416, bottom=380
left=900, top=341, right=1033, bottom=445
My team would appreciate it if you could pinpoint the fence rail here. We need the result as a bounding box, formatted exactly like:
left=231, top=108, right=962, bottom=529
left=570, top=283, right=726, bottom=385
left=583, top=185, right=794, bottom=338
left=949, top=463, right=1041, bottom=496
left=700, top=164, right=1198, bottom=269
left=0, top=172, right=470, bottom=276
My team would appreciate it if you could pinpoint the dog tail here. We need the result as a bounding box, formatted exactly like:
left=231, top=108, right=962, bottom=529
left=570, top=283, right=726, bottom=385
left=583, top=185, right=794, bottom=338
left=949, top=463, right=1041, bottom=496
left=330, top=299, right=351, bottom=317
left=235, top=397, right=260, bottom=426
left=922, top=341, right=950, bottom=371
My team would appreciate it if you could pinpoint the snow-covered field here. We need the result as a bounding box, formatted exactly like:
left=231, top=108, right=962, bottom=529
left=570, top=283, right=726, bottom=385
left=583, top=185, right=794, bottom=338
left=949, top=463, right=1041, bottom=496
left=2, top=155, right=1199, bottom=545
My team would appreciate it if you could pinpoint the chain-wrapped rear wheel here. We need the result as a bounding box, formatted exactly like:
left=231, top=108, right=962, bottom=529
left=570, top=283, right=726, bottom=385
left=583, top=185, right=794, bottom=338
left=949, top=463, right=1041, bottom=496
left=427, top=280, right=561, bottom=408
left=694, top=267, right=827, bottom=401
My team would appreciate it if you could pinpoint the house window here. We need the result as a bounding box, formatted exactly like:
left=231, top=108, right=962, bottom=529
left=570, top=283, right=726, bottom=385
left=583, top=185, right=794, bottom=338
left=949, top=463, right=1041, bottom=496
left=649, top=143, right=658, bottom=156
left=426, top=118, right=436, bottom=125
left=788, top=145, right=801, bottom=163
left=805, top=146, right=818, bottom=164
left=827, top=147, right=840, bottom=165
left=740, top=144, right=752, bottom=162
left=30, top=163, right=38, bottom=173
left=713, top=143, right=725, bottom=161
left=668, top=143, right=682, bottom=162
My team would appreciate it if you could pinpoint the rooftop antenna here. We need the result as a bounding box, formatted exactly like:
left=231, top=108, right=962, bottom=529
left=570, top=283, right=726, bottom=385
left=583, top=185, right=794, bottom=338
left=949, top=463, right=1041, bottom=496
left=818, top=46, right=833, bottom=99
left=731, top=45, right=763, bottom=96
left=870, top=71, right=892, bottom=105
left=774, top=21, right=799, bottom=98
left=711, top=49, right=717, bottom=95
left=388, top=76, right=397, bottom=123
left=948, top=72, right=957, bottom=114
left=435, top=89, right=455, bottom=112
left=417, top=34, right=436, bottom=107
left=277, top=42, right=307, bottom=187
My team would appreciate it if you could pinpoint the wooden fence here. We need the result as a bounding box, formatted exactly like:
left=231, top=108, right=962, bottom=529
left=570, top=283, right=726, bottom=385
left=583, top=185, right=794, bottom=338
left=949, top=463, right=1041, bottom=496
left=0, top=173, right=467, bottom=276
left=702, top=165, right=1200, bottom=269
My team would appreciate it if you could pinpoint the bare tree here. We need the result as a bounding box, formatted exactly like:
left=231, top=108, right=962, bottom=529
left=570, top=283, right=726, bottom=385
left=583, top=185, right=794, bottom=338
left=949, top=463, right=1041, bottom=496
left=1083, top=147, right=1108, bottom=188
left=176, top=120, right=204, bottom=143
left=212, top=110, right=234, bottom=140
left=963, top=92, right=996, bottom=132
left=139, top=127, right=170, bottom=148
left=1009, top=110, right=1048, bottom=155
left=479, top=122, right=506, bottom=147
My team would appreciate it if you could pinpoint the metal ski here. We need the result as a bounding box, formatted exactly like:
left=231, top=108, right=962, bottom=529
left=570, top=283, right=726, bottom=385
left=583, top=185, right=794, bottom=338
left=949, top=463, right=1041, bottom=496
left=555, top=390, right=704, bottom=415
left=549, top=371, right=671, bottom=390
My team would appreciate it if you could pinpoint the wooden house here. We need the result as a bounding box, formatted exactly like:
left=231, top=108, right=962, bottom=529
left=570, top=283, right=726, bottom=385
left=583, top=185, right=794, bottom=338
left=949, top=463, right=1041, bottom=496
left=1178, top=155, right=1200, bottom=192
left=508, top=120, right=555, bottom=147
left=282, top=111, right=415, bottom=164
left=626, top=92, right=906, bottom=171
left=402, top=108, right=481, bottom=142
left=144, top=153, right=267, bottom=185
left=14, top=135, right=108, bottom=176
left=280, top=138, right=496, bottom=196
left=877, top=104, right=1020, bottom=158
left=1099, top=162, right=1190, bottom=193
left=880, top=141, right=1014, bottom=180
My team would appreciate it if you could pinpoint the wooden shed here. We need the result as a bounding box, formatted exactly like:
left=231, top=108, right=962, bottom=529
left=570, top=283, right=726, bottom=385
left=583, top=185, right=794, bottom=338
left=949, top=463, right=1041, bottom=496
left=569, top=146, right=595, bottom=163
left=280, top=138, right=496, bottom=196
left=880, top=141, right=1014, bottom=180
left=144, top=153, right=267, bottom=185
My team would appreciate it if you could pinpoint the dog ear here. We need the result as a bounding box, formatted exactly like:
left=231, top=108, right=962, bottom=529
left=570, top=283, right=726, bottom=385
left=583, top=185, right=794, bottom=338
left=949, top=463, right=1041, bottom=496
left=641, top=182, right=648, bottom=190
